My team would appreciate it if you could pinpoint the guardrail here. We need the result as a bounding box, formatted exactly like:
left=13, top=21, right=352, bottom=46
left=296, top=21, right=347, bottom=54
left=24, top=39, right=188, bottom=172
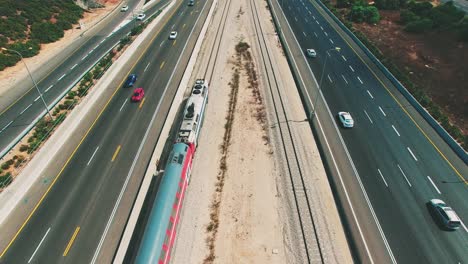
left=312, top=0, right=468, bottom=164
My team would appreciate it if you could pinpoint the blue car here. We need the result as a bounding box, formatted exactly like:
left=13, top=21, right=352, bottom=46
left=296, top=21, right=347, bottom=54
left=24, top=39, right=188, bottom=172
left=124, top=74, right=137, bottom=87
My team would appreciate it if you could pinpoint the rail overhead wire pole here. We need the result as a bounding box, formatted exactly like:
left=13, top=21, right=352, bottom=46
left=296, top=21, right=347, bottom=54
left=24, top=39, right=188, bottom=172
left=1, top=47, right=53, bottom=120
left=311, top=46, right=340, bottom=119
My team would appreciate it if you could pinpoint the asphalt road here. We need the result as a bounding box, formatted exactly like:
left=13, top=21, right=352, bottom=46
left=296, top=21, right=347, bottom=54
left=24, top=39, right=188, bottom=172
left=275, top=0, right=468, bottom=263
left=0, top=0, right=169, bottom=159
left=0, top=0, right=212, bottom=263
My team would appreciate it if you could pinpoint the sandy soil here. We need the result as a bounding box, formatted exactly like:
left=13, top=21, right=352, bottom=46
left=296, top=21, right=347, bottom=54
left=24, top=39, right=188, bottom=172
left=0, top=0, right=120, bottom=97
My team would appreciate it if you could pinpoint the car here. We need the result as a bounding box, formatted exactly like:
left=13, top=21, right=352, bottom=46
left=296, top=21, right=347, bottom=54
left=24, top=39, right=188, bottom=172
left=188, top=0, right=195, bottom=6
left=429, top=199, right=461, bottom=230
left=124, top=74, right=137, bottom=87
left=169, top=31, right=178, bottom=40
left=121, top=5, right=129, bottom=12
left=136, top=13, right=146, bottom=21
left=132, top=88, right=145, bottom=102
left=306, top=49, right=317, bottom=58
left=338, top=112, right=354, bottom=128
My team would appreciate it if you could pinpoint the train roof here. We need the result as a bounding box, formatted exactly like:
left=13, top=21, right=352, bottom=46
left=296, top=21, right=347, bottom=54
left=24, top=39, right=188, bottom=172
left=177, top=80, right=208, bottom=143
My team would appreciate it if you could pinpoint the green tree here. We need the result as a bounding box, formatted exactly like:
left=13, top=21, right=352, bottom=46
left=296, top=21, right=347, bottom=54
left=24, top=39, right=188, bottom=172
left=404, top=18, right=433, bottom=32
left=375, top=0, right=401, bottom=10
left=408, top=1, right=433, bottom=17
left=400, top=9, right=420, bottom=24
left=430, top=2, right=464, bottom=28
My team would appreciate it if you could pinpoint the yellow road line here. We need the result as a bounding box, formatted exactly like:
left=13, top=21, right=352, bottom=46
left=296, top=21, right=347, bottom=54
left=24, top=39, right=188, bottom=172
left=310, top=0, right=466, bottom=183
left=160, top=61, right=165, bottom=69
left=183, top=23, right=186, bottom=28
left=111, top=145, right=121, bottom=161
left=0, top=0, right=185, bottom=258
left=63, top=227, right=80, bottom=256
left=139, top=98, right=146, bottom=109
left=172, top=40, right=177, bottom=46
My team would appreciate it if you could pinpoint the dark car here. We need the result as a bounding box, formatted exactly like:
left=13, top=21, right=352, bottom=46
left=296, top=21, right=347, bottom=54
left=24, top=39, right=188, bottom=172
left=124, top=74, right=137, bottom=87
left=131, top=88, right=145, bottom=102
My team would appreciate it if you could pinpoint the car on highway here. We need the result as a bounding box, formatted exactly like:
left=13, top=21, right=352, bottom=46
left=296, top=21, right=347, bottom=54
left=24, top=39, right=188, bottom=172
left=136, top=13, right=146, bottom=21
left=337, top=112, right=354, bottom=128
left=124, top=74, right=137, bottom=87
left=429, top=199, right=461, bottom=230
left=306, top=49, right=317, bottom=58
left=132, top=88, right=145, bottom=102
left=169, top=31, right=178, bottom=40
left=188, top=0, right=195, bottom=5
left=121, top=5, right=129, bottom=12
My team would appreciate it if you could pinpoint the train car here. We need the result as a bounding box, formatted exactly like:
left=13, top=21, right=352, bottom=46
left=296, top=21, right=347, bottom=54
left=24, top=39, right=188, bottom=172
left=135, top=142, right=195, bottom=264
left=176, top=79, right=209, bottom=146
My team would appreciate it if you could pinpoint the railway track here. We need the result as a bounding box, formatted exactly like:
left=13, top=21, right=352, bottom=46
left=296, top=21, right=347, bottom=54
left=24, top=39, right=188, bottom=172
left=248, top=0, right=325, bottom=263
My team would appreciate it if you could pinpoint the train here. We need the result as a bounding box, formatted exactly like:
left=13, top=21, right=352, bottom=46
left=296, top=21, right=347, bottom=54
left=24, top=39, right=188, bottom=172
left=134, top=79, right=208, bottom=264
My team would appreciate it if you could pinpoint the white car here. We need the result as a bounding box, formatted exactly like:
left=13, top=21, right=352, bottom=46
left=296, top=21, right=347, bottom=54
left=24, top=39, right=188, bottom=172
left=136, top=13, right=146, bottom=21
left=306, top=48, right=317, bottom=58
left=121, top=5, right=129, bottom=12
left=429, top=199, right=461, bottom=230
left=338, top=112, right=354, bottom=128
left=169, top=31, right=178, bottom=40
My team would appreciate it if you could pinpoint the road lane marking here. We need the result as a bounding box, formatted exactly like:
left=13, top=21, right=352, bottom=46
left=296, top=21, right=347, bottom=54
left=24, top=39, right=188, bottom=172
left=70, top=64, right=78, bottom=70
left=34, top=96, right=40, bottom=102
left=81, top=54, right=88, bottom=60
left=364, top=110, right=373, bottom=124
left=111, top=145, right=121, bottom=162
left=160, top=61, right=165, bottom=69
left=367, top=90, right=374, bottom=99
left=314, top=32, right=318, bottom=37
left=57, top=74, right=66, bottom=81
left=144, top=62, right=151, bottom=72
left=427, top=176, right=441, bottom=194
left=357, top=76, right=363, bottom=84
left=305, top=18, right=308, bottom=23
left=0, top=1, right=182, bottom=257
left=349, top=65, right=355, bottom=72
left=397, top=164, right=412, bottom=187
left=28, top=227, right=50, bottom=263
left=326, top=50, right=330, bottom=57
left=341, top=74, right=348, bottom=84
left=87, top=147, right=99, bottom=166
left=327, top=74, right=332, bottom=83
left=183, top=23, right=186, bottom=28
left=63, top=227, right=80, bottom=256
left=100, top=39, right=105, bottom=44
left=20, top=104, right=33, bottom=115
left=313, top=15, right=316, bottom=19
left=316, top=20, right=319, bottom=24
left=45, top=85, right=53, bottom=93
left=461, top=222, right=468, bottom=233
left=160, top=40, right=165, bottom=47
left=173, top=40, right=177, bottom=46
left=119, top=100, right=127, bottom=112
left=139, top=98, right=146, bottom=109
left=407, top=147, right=418, bottom=161
left=392, top=125, right=400, bottom=136
left=88, top=50, right=93, bottom=55
left=303, top=31, right=307, bottom=36
left=308, top=10, right=312, bottom=15
left=171, top=24, right=175, bottom=29
left=329, top=38, right=334, bottom=44
left=294, top=16, right=298, bottom=21
left=320, top=26, right=324, bottom=30
left=378, top=169, right=388, bottom=187
left=379, top=106, right=386, bottom=116
left=342, top=55, right=347, bottom=61
left=94, top=44, right=100, bottom=50
left=324, top=31, right=328, bottom=36
left=1, top=121, right=13, bottom=133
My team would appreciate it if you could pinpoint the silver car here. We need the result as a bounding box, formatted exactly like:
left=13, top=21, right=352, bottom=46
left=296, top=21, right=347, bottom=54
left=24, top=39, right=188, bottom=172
left=306, top=49, right=317, bottom=58
left=338, top=112, right=354, bottom=128
left=429, top=199, right=461, bottom=230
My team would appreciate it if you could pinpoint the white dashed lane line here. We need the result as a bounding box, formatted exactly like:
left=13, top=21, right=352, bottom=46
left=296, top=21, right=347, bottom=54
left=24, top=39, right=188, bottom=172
left=144, top=62, right=151, bottom=72
left=160, top=40, right=165, bottom=47
left=303, top=31, right=307, bottom=36
left=342, top=55, right=347, bottom=61
left=330, top=39, right=334, bottom=44
left=316, top=20, right=319, bottom=24
left=397, top=164, right=412, bottom=187
left=100, top=39, right=105, bottom=44
left=378, top=169, right=389, bottom=187
left=367, top=90, right=374, bottom=99
left=379, top=106, right=386, bottom=116
left=94, top=44, right=100, bottom=50
left=34, top=96, right=40, bottom=102
left=45, top=85, right=53, bottom=93
left=82, top=54, right=88, bottom=61
left=305, top=18, right=308, bottom=23
left=324, top=32, right=328, bottom=36
left=20, top=104, right=33, bottom=115
left=314, top=32, right=318, bottom=37
left=294, top=17, right=298, bottom=21
left=171, top=24, right=175, bottom=29
left=308, top=10, right=312, bottom=15
left=327, top=74, right=332, bottom=83
left=427, top=176, right=441, bottom=194
left=119, top=100, right=127, bottom=112
left=1, top=121, right=13, bottom=133
left=312, top=15, right=316, bottom=19
left=87, top=146, right=100, bottom=166
left=28, top=227, right=51, bottom=263
left=57, top=74, right=66, bottom=81
left=88, top=49, right=94, bottom=55
left=357, top=76, right=363, bottom=84
left=392, top=125, right=400, bottom=136
left=70, top=64, right=78, bottom=70
left=341, top=74, right=348, bottom=84
left=320, top=26, right=324, bottom=30
left=364, top=110, right=373, bottom=124
left=407, top=147, right=418, bottom=161
left=349, top=65, right=355, bottom=72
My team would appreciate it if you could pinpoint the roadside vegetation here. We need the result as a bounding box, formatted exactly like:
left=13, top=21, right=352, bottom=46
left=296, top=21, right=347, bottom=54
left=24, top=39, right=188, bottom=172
left=0, top=0, right=85, bottom=70
left=322, top=0, right=468, bottom=149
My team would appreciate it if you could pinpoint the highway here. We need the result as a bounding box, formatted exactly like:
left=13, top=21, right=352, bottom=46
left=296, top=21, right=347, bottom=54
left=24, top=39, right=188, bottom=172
left=273, top=0, right=468, bottom=263
left=0, top=0, right=212, bottom=263
left=0, top=0, right=169, bottom=159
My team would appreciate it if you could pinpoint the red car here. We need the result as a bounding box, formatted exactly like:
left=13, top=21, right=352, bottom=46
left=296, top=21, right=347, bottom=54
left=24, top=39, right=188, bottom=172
left=131, top=88, right=144, bottom=102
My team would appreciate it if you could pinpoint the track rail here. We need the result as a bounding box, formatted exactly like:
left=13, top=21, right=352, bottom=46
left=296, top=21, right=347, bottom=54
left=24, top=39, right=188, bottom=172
left=248, top=0, right=325, bottom=263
